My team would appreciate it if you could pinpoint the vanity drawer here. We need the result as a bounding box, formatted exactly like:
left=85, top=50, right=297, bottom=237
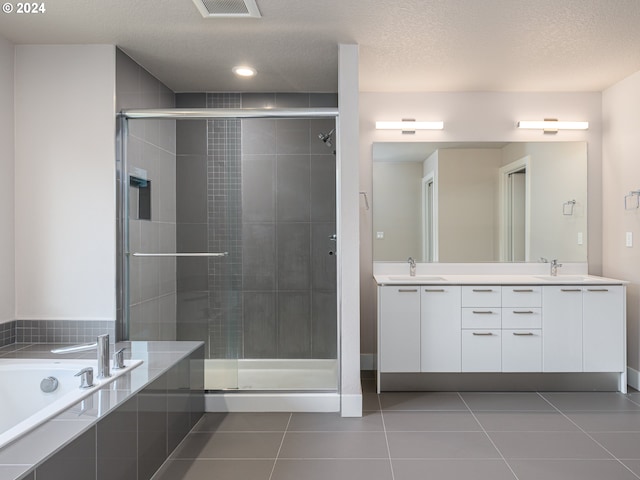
left=462, top=286, right=501, bottom=307
left=502, top=308, right=542, bottom=329
left=462, top=308, right=501, bottom=329
left=462, top=329, right=501, bottom=372
left=502, top=286, right=542, bottom=307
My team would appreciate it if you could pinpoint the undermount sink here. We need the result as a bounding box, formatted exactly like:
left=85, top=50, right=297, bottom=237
left=387, top=275, right=446, bottom=281
left=534, top=275, right=593, bottom=282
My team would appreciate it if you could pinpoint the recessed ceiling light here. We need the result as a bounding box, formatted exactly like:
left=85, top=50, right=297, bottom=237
left=232, top=65, right=257, bottom=78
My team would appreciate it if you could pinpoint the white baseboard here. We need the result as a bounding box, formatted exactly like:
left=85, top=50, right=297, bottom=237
left=205, top=392, right=340, bottom=412
left=360, top=354, right=377, bottom=371
left=628, top=367, right=639, bottom=391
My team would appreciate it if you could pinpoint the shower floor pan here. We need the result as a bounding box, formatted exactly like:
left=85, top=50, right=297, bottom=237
left=205, top=358, right=338, bottom=391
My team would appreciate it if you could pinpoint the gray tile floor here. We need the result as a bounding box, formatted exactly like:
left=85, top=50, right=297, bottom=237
left=152, top=377, right=640, bottom=480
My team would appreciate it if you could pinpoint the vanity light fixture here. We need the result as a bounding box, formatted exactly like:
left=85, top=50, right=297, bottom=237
left=232, top=65, right=257, bottom=78
left=517, top=118, right=589, bottom=134
left=375, top=118, right=444, bottom=134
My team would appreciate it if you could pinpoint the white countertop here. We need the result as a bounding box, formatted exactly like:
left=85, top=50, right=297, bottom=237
left=374, top=274, right=628, bottom=285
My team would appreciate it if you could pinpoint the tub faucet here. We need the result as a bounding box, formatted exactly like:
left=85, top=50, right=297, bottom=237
left=408, top=257, right=416, bottom=276
left=51, top=334, right=111, bottom=379
left=550, top=259, right=563, bottom=276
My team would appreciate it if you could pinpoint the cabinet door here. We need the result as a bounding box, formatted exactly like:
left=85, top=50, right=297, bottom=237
left=583, top=286, right=624, bottom=372
left=421, top=286, right=461, bottom=372
left=379, top=287, right=421, bottom=372
left=502, top=330, right=542, bottom=372
left=542, top=286, right=583, bottom=372
left=462, top=330, right=501, bottom=372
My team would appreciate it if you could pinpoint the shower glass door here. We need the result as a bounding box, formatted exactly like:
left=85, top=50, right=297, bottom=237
left=119, top=99, right=339, bottom=392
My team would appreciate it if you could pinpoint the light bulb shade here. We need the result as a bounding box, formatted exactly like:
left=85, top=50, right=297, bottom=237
left=232, top=65, right=257, bottom=77
left=376, top=121, right=444, bottom=130
left=517, top=120, right=588, bottom=130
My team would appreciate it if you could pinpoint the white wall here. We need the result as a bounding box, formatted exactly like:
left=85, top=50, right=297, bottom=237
left=360, top=92, right=602, bottom=356
left=0, top=36, right=14, bottom=324
left=14, top=45, right=117, bottom=321
left=603, top=69, right=640, bottom=373
left=338, top=44, right=362, bottom=416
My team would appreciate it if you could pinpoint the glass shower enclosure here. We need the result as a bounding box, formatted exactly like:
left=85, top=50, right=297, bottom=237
left=117, top=106, right=339, bottom=392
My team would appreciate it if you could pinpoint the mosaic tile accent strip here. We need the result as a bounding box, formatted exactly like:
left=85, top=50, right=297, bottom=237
left=206, top=93, right=243, bottom=359
left=0, top=321, right=16, bottom=348
left=15, top=320, right=116, bottom=344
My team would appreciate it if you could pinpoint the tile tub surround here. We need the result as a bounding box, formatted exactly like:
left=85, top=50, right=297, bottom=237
left=152, top=380, right=640, bottom=480
left=0, top=341, right=204, bottom=480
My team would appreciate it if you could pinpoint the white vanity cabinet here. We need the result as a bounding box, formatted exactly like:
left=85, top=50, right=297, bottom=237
left=501, top=286, right=542, bottom=372
left=421, top=286, right=461, bottom=372
left=377, top=276, right=627, bottom=392
left=583, top=286, right=624, bottom=372
left=542, top=285, right=625, bottom=373
left=461, top=286, right=502, bottom=372
left=542, top=286, right=583, bottom=372
left=378, top=286, right=421, bottom=372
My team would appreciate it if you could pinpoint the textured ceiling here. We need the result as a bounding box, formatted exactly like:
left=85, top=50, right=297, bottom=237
left=1, top=0, right=640, bottom=92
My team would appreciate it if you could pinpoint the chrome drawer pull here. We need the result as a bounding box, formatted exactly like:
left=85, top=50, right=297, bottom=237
left=424, top=289, right=446, bottom=292
left=513, top=310, right=534, bottom=314
left=587, top=288, right=609, bottom=292
left=513, top=289, right=534, bottom=292
left=472, top=310, right=494, bottom=314
left=513, top=332, right=535, bottom=336
left=472, top=332, right=493, bottom=336
left=561, top=288, right=581, bottom=292
left=398, top=289, right=418, bottom=293
left=472, top=289, right=493, bottom=292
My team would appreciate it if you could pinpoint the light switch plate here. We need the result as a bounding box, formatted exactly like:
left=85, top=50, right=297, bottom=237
left=626, top=231, right=633, bottom=247
left=577, top=232, right=583, bottom=245
left=376, top=231, right=384, bottom=239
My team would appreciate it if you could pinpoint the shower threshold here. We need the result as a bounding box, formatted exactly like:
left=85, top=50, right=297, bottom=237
left=205, top=358, right=338, bottom=391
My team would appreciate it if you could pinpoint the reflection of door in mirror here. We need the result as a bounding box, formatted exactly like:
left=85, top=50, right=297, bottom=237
left=499, top=156, right=530, bottom=262
left=507, top=170, right=526, bottom=261
left=422, top=173, right=437, bottom=262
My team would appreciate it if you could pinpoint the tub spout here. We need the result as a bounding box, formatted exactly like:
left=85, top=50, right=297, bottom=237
left=52, top=334, right=111, bottom=379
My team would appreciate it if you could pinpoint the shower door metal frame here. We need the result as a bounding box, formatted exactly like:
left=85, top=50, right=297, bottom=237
left=116, top=107, right=340, bottom=359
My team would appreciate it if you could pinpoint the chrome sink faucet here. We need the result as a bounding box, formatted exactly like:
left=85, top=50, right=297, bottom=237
left=408, top=257, right=416, bottom=276
left=52, top=333, right=111, bottom=379
left=550, top=259, right=563, bottom=276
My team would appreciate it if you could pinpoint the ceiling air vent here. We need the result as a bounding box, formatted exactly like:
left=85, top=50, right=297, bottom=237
left=193, top=0, right=261, bottom=18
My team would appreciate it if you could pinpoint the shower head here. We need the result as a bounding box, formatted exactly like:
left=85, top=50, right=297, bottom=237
left=318, top=129, right=335, bottom=148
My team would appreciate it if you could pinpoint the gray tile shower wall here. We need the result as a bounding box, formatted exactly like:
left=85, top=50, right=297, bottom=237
left=116, top=48, right=177, bottom=342
left=175, top=92, right=337, bottom=361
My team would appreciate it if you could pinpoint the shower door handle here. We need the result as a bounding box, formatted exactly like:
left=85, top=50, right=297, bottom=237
left=131, top=252, right=229, bottom=257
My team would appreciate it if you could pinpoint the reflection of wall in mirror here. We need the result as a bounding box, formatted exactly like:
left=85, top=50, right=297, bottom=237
left=372, top=161, right=423, bottom=261
left=503, top=142, right=587, bottom=262
left=436, top=148, right=503, bottom=262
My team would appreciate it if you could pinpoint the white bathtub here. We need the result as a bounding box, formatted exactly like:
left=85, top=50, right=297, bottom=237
left=0, top=358, right=142, bottom=450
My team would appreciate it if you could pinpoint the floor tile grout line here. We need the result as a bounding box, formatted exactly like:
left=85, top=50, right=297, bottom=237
left=268, top=412, right=292, bottom=480
left=535, top=392, right=640, bottom=479
left=456, top=392, right=522, bottom=480
left=624, top=394, right=640, bottom=408
left=379, top=392, right=396, bottom=480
